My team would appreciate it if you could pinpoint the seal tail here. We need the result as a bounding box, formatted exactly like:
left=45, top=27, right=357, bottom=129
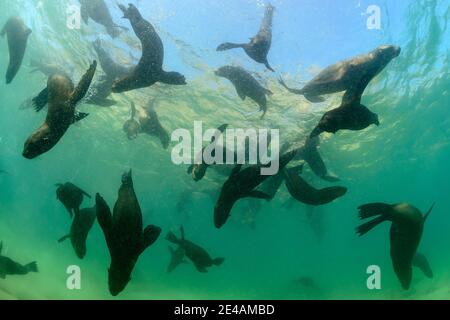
left=25, top=262, right=38, bottom=273
left=212, top=258, right=225, bottom=266
left=356, top=203, right=393, bottom=236
left=216, top=42, right=245, bottom=51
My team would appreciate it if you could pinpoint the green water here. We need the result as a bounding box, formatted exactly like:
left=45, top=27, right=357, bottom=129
left=0, top=0, right=449, bottom=300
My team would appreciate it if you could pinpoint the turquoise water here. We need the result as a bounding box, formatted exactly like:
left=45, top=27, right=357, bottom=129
left=0, top=0, right=449, bottom=299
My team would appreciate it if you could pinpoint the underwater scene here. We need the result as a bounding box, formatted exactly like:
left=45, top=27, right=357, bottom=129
left=0, top=0, right=449, bottom=300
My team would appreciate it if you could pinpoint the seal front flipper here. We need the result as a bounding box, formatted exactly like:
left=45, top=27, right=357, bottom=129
left=58, top=235, right=70, bottom=243
left=235, top=86, right=247, bottom=101
left=216, top=42, right=246, bottom=51
left=69, top=61, right=97, bottom=106
left=32, top=87, right=49, bottom=112
left=158, top=71, right=187, bottom=86
left=73, top=112, right=89, bottom=123
left=212, top=258, right=225, bottom=266
left=356, top=203, right=393, bottom=236
left=95, top=193, right=114, bottom=250
left=139, top=225, right=161, bottom=254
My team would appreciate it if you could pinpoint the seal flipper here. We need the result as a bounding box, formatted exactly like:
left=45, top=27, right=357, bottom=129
left=25, top=262, right=38, bottom=273
left=69, top=61, right=97, bottom=106
left=32, top=87, right=49, bottom=112
left=73, top=112, right=89, bottom=123
left=195, top=264, right=208, bottom=273
left=95, top=193, right=114, bottom=250
left=158, top=71, right=186, bottom=86
left=235, top=86, right=247, bottom=101
left=412, top=253, right=433, bottom=278
left=356, top=203, right=393, bottom=236
left=424, top=203, right=434, bottom=221
left=139, top=225, right=162, bottom=254
left=58, top=235, right=70, bottom=243
left=245, top=190, right=271, bottom=200
left=217, top=42, right=246, bottom=51
left=212, top=258, right=225, bottom=266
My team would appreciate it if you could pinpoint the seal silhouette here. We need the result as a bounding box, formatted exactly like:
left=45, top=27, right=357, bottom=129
left=56, top=182, right=91, bottom=219
left=139, top=100, right=170, bottom=149
left=215, top=66, right=272, bottom=118
left=123, top=102, right=140, bottom=140
left=279, top=45, right=401, bottom=103
left=166, top=226, right=224, bottom=273
left=96, top=170, right=161, bottom=296
left=0, top=242, right=38, bottom=278
left=112, top=4, right=186, bottom=93
left=79, top=0, right=127, bottom=38
left=58, top=206, right=96, bottom=259
left=217, top=4, right=275, bottom=71
left=23, top=61, right=97, bottom=159
left=356, top=202, right=434, bottom=290
left=1, top=16, right=31, bottom=84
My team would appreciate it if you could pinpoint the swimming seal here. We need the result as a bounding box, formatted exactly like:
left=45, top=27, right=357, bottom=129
left=217, top=4, right=275, bottom=71
left=139, top=100, right=170, bottom=149
left=56, top=182, right=91, bottom=219
left=58, top=205, right=96, bottom=259
left=79, top=0, right=127, bottom=38
left=112, top=4, right=186, bottom=93
left=214, top=149, right=297, bottom=229
left=279, top=45, right=401, bottom=103
left=283, top=165, right=347, bottom=206
left=96, top=170, right=161, bottom=296
left=123, top=102, right=140, bottom=140
left=166, top=226, right=224, bottom=273
left=309, top=78, right=380, bottom=138
left=356, top=202, right=434, bottom=290
left=215, top=66, right=272, bottom=118
left=1, top=16, right=31, bottom=84
left=22, top=61, right=97, bottom=159
left=0, top=242, right=38, bottom=278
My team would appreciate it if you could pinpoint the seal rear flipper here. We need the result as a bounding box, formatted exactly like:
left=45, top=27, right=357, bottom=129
left=70, top=61, right=97, bottom=106
left=32, top=87, right=49, bottom=112
left=212, top=258, right=225, bottom=266
left=140, top=225, right=162, bottom=253
left=25, top=261, right=38, bottom=273
left=58, top=235, right=70, bottom=243
left=412, top=253, right=433, bottom=278
left=95, top=193, right=114, bottom=249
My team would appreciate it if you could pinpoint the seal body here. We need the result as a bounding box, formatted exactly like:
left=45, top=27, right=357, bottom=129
left=214, top=149, right=297, bottom=228
left=0, top=242, right=38, bottom=278
left=356, top=202, right=433, bottom=290
left=58, top=206, right=97, bottom=259
left=166, top=227, right=224, bottom=273
left=217, top=4, right=275, bottom=71
left=23, top=61, right=97, bottom=159
left=112, top=4, right=186, bottom=93
left=279, top=45, right=401, bottom=103
left=215, top=66, right=272, bottom=118
left=96, top=170, right=161, bottom=296
left=1, top=16, right=31, bottom=84
left=283, top=165, right=347, bottom=206
left=56, top=182, right=91, bottom=219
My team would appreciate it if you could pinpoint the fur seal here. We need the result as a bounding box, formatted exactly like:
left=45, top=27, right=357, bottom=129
left=167, top=246, right=187, bottom=273
left=112, top=4, right=186, bottom=93
left=23, top=61, right=97, bottom=159
left=214, top=149, right=297, bottom=229
left=139, top=100, right=170, bottom=149
left=166, top=226, right=224, bottom=273
left=295, top=137, right=339, bottom=182
left=123, top=102, right=140, bottom=140
left=56, top=182, right=91, bottom=219
left=309, top=78, right=380, bottom=138
left=58, top=205, right=96, bottom=259
left=0, top=242, right=38, bottom=278
left=279, top=45, right=401, bottom=103
left=217, top=4, right=275, bottom=71
left=356, top=202, right=434, bottom=290
left=284, top=165, right=347, bottom=206
left=215, top=66, right=272, bottom=119
left=79, top=0, right=127, bottom=38
left=1, top=17, right=31, bottom=84
left=96, top=170, right=161, bottom=296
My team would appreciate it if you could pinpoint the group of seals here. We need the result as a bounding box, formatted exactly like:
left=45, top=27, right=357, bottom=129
left=112, top=4, right=186, bottom=93
left=0, top=242, right=38, bottom=279
left=23, top=61, right=97, bottom=159
left=217, top=4, right=275, bottom=72
left=166, top=226, right=224, bottom=273
left=79, top=0, right=127, bottom=38
left=95, top=170, right=161, bottom=296
left=56, top=182, right=91, bottom=219
left=122, top=100, right=170, bottom=149
left=356, top=202, right=433, bottom=289
left=1, top=16, right=31, bottom=84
